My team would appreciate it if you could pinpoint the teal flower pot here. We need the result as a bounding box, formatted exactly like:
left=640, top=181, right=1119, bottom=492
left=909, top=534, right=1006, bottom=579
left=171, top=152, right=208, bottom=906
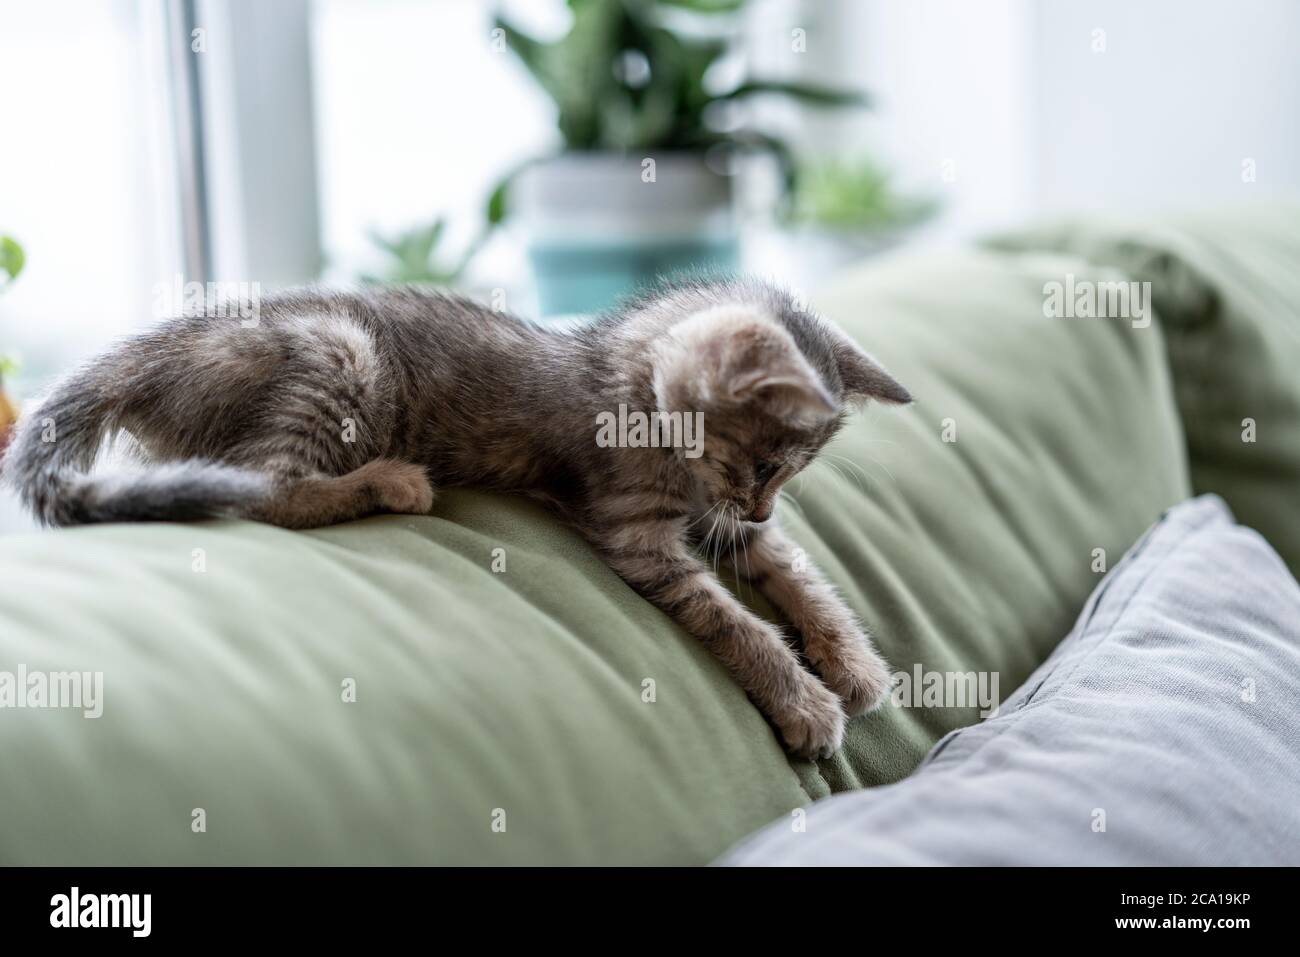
left=527, top=234, right=739, bottom=316
left=514, top=152, right=738, bottom=317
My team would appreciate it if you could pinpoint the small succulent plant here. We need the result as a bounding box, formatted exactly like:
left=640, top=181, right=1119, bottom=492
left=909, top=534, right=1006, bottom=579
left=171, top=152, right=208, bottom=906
left=1, top=234, right=24, bottom=444
left=0, top=235, right=23, bottom=293
left=360, top=218, right=475, bottom=287
left=788, top=156, right=939, bottom=233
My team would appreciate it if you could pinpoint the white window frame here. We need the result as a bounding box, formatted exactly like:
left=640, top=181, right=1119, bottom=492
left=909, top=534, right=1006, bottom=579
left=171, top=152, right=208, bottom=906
left=162, top=0, right=322, bottom=286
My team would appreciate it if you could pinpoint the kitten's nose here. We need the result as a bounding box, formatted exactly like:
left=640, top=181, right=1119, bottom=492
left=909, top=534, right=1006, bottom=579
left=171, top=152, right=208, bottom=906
left=748, top=504, right=772, bottom=523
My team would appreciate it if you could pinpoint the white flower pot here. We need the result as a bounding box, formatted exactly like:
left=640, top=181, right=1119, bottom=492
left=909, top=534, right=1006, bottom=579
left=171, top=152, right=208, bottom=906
left=513, top=152, right=739, bottom=315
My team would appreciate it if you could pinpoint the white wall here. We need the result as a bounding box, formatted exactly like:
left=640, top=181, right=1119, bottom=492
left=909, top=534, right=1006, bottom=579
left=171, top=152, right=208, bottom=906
left=812, top=0, right=1036, bottom=234
left=787, top=0, right=1300, bottom=236
left=1029, top=0, right=1300, bottom=213
left=771, top=0, right=1036, bottom=238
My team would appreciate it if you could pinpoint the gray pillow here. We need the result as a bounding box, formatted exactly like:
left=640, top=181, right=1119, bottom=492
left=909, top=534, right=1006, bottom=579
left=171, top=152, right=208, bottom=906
left=721, top=495, right=1300, bottom=866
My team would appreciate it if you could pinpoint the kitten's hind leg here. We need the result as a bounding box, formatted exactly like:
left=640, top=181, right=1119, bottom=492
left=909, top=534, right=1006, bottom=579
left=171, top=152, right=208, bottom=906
left=249, top=459, right=434, bottom=530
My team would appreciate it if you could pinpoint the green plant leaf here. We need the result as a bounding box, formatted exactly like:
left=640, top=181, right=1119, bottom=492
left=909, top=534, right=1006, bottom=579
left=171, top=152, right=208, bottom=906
left=493, top=16, right=554, bottom=90
left=485, top=178, right=511, bottom=227
left=493, top=0, right=871, bottom=201
left=638, top=28, right=725, bottom=150
left=484, top=158, right=542, bottom=226
left=0, top=236, right=24, bottom=287
left=726, top=130, right=799, bottom=211
left=409, top=220, right=445, bottom=264
left=788, top=156, right=940, bottom=231
left=364, top=218, right=466, bottom=286
left=366, top=230, right=402, bottom=257
left=719, top=80, right=869, bottom=108
left=657, top=0, right=747, bottom=12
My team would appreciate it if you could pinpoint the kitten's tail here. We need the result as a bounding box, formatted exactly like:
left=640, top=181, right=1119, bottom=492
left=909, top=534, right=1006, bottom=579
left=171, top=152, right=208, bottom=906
left=2, top=361, right=270, bottom=527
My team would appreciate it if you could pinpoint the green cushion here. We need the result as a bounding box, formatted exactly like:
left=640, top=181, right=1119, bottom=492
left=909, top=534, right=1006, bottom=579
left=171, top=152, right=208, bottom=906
left=986, top=201, right=1300, bottom=576
left=0, top=247, right=1189, bottom=864
left=799, top=249, right=1189, bottom=794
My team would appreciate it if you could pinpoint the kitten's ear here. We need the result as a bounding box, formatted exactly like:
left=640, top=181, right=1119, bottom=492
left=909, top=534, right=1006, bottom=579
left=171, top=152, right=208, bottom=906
left=654, top=305, right=837, bottom=423
left=728, top=361, right=837, bottom=419
left=834, top=338, right=913, bottom=407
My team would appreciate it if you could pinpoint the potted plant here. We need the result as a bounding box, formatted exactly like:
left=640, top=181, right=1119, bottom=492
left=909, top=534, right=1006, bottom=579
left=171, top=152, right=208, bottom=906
left=776, top=154, right=939, bottom=279
left=360, top=218, right=473, bottom=287
left=491, top=0, right=865, bottom=315
left=0, top=235, right=23, bottom=457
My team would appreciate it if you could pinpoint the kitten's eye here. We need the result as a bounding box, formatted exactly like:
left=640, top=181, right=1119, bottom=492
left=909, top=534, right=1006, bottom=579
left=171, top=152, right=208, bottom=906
left=754, top=460, right=779, bottom=484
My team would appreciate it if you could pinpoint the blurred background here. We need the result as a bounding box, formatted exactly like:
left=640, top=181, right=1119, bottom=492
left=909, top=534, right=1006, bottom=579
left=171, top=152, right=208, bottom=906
left=1, top=0, right=1299, bottom=528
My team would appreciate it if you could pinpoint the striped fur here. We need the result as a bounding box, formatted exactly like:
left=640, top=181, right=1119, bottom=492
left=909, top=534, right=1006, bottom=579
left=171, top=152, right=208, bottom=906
left=2, top=278, right=910, bottom=756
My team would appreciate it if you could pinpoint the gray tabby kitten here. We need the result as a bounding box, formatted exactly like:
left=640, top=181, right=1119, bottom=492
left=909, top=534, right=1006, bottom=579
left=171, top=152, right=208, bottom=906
left=4, top=279, right=910, bottom=757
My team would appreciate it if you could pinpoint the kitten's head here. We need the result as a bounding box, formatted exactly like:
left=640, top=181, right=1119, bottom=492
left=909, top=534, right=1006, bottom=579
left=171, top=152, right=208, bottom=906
left=651, top=286, right=911, bottom=524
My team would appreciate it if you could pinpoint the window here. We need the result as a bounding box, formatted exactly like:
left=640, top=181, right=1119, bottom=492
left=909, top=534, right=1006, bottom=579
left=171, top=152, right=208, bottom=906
left=311, top=0, right=560, bottom=303
left=0, top=0, right=183, bottom=389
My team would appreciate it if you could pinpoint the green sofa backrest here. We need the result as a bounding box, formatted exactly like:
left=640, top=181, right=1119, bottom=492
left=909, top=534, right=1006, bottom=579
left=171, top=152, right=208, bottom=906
left=0, top=247, right=1188, bottom=864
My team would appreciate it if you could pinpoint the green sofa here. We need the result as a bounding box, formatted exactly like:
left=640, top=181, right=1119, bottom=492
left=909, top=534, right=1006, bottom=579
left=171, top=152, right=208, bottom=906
left=1, top=204, right=1296, bottom=865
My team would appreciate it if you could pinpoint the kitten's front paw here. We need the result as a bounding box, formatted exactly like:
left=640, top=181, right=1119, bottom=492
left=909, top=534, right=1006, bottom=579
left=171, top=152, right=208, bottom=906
left=771, top=673, right=846, bottom=760
left=805, top=625, right=893, bottom=717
